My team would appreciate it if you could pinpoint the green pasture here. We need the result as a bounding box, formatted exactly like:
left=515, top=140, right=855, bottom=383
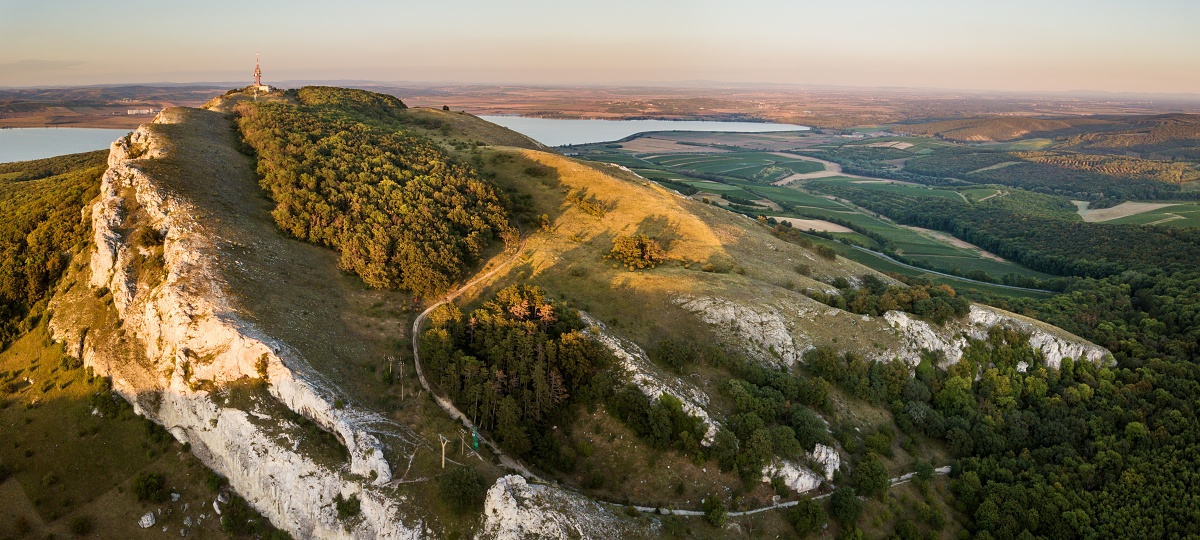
left=815, top=176, right=963, bottom=200
left=578, top=136, right=1055, bottom=285
left=1107, top=203, right=1200, bottom=228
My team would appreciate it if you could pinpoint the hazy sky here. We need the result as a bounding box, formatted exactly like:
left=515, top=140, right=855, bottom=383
left=2, top=0, right=1198, bottom=93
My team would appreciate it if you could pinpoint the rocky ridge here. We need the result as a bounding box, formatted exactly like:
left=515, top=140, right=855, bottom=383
left=675, top=294, right=1109, bottom=369
left=50, top=114, right=420, bottom=539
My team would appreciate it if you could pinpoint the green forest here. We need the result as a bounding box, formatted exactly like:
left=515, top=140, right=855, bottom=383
left=807, top=180, right=1200, bottom=538
left=0, top=151, right=104, bottom=349
left=421, top=285, right=615, bottom=464
left=235, top=86, right=514, bottom=296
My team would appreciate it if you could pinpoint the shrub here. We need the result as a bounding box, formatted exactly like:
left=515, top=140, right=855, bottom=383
left=133, top=472, right=167, bottom=503
left=830, top=486, right=863, bottom=526
left=787, top=497, right=825, bottom=536
left=438, top=466, right=487, bottom=511
left=607, top=235, right=666, bottom=270
left=334, top=493, right=361, bottom=520
left=205, top=471, right=227, bottom=493
left=702, top=494, right=727, bottom=528
left=69, top=515, right=93, bottom=536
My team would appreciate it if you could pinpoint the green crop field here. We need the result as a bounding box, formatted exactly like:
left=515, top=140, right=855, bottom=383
left=576, top=135, right=1055, bottom=290
left=1107, top=203, right=1200, bottom=228
left=815, top=177, right=963, bottom=200
left=642, top=152, right=823, bottom=182
left=678, top=179, right=758, bottom=198
left=960, top=187, right=1001, bottom=201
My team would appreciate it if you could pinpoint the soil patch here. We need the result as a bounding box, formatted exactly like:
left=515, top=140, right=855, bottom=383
left=769, top=216, right=854, bottom=233
left=1075, top=201, right=1176, bottom=222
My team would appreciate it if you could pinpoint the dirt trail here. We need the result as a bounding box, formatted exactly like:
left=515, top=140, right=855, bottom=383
left=411, top=232, right=539, bottom=480
left=618, top=466, right=952, bottom=517
left=767, top=152, right=882, bottom=185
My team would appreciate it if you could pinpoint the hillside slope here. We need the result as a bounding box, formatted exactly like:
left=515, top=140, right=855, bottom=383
left=41, top=87, right=1108, bottom=539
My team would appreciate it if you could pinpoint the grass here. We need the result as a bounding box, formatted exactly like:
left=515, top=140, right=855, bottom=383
left=640, top=152, right=824, bottom=183
left=816, top=176, right=963, bottom=200
left=0, top=325, right=233, bottom=539
left=1105, top=203, right=1200, bottom=228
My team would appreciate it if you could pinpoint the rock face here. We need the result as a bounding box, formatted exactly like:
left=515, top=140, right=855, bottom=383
left=760, top=443, right=840, bottom=495
left=581, top=312, right=720, bottom=444
left=479, top=476, right=644, bottom=540
left=50, top=114, right=419, bottom=539
left=675, top=295, right=805, bottom=364
left=676, top=294, right=1109, bottom=370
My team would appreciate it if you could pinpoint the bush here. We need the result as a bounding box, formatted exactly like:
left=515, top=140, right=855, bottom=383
left=607, top=234, right=666, bottom=270
left=69, top=515, right=93, bottom=536
left=334, top=493, right=361, bottom=520
left=852, top=453, right=889, bottom=497
left=651, top=339, right=694, bottom=373
left=830, top=486, right=863, bottom=526
left=133, top=472, right=167, bottom=503
left=702, top=494, right=727, bottom=528
left=205, top=471, right=227, bottom=493
left=787, top=497, right=825, bottom=536
left=438, top=466, right=487, bottom=511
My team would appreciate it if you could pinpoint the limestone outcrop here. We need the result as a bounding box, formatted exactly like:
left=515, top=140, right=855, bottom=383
left=478, top=476, right=643, bottom=540
left=676, top=294, right=1109, bottom=370
left=50, top=115, right=419, bottom=539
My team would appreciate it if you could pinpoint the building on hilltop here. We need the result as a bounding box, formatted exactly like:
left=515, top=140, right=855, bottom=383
left=252, top=52, right=275, bottom=93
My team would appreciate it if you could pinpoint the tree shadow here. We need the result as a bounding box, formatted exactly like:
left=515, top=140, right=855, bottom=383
left=634, top=214, right=682, bottom=251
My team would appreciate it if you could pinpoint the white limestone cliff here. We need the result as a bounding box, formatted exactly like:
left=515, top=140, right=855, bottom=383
left=478, top=476, right=643, bottom=540
left=581, top=312, right=720, bottom=444
left=51, top=120, right=419, bottom=539
left=675, top=294, right=1109, bottom=370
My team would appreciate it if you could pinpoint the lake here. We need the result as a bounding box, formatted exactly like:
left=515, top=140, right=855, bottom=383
left=479, top=116, right=808, bottom=147
left=0, top=118, right=808, bottom=163
left=0, top=128, right=129, bottom=163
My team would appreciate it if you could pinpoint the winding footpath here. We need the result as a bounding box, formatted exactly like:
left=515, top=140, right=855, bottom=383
left=617, top=466, right=952, bottom=518
left=410, top=235, right=540, bottom=480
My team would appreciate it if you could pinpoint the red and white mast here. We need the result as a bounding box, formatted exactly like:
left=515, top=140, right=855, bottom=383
left=253, top=52, right=262, bottom=87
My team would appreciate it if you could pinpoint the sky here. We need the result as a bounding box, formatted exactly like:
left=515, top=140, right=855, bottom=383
left=2, top=0, right=1198, bottom=94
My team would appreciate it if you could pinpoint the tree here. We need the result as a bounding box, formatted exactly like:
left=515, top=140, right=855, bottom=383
left=787, top=497, right=825, bottom=537
left=438, top=466, right=487, bottom=511
left=852, top=453, right=889, bottom=497
left=830, top=486, right=863, bottom=526
left=702, top=494, right=727, bottom=528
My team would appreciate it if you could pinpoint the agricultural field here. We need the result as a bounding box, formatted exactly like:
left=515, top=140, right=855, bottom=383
left=574, top=131, right=1059, bottom=293
left=1103, top=202, right=1200, bottom=227
left=814, top=177, right=965, bottom=201
left=641, top=151, right=824, bottom=183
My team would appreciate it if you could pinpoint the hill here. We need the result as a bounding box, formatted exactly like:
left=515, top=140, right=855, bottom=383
left=17, top=87, right=1166, bottom=540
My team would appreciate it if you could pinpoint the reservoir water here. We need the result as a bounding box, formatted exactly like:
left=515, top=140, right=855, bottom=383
left=479, top=116, right=808, bottom=147
left=0, top=118, right=807, bottom=163
left=0, top=128, right=129, bottom=163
